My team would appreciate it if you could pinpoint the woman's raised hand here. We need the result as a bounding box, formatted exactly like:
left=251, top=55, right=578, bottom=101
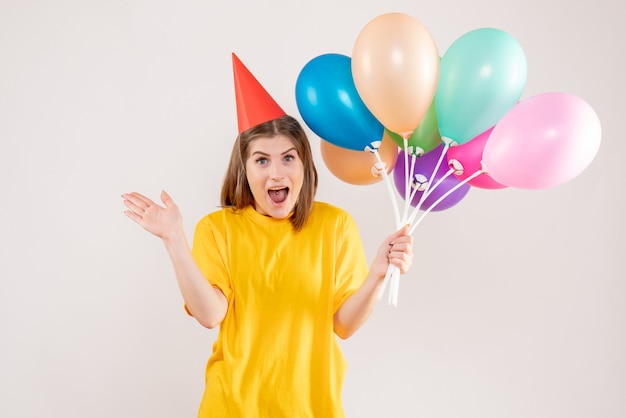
left=122, top=191, right=183, bottom=240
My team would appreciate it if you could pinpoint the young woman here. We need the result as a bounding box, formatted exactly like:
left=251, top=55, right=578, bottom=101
left=122, top=55, right=413, bottom=418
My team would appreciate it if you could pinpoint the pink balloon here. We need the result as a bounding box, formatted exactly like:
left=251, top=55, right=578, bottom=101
left=446, top=127, right=508, bottom=189
left=483, top=92, right=601, bottom=189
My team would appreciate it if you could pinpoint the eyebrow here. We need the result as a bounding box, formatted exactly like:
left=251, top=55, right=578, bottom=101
left=251, top=147, right=297, bottom=157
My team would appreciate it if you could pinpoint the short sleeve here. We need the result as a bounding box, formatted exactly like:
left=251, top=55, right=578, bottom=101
left=190, top=217, right=233, bottom=302
left=332, top=212, right=369, bottom=313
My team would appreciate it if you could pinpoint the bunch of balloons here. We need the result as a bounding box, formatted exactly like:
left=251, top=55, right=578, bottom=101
left=295, top=12, right=602, bottom=305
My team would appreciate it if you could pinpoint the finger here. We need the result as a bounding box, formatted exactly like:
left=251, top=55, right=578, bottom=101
left=388, top=246, right=412, bottom=259
left=390, top=236, right=413, bottom=246
left=124, top=209, right=143, bottom=223
left=160, top=190, right=175, bottom=208
left=388, top=253, right=413, bottom=274
left=395, top=224, right=410, bottom=235
left=389, top=243, right=409, bottom=254
left=387, top=235, right=413, bottom=253
left=388, top=238, right=414, bottom=259
left=124, top=192, right=155, bottom=208
left=396, top=244, right=413, bottom=261
left=387, top=225, right=411, bottom=244
left=123, top=198, right=146, bottom=215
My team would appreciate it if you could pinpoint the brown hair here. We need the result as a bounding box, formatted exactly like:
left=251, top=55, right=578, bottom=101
left=220, top=115, right=318, bottom=231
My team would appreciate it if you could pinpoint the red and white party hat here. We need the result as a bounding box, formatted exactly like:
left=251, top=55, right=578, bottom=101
left=232, top=53, right=286, bottom=133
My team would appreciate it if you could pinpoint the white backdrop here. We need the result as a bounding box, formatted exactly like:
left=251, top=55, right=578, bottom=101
left=1, top=0, right=624, bottom=417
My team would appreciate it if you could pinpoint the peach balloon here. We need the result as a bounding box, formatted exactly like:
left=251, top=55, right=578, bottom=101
left=320, top=133, right=399, bottom=185
left=352, top=12, right=439, bottom=136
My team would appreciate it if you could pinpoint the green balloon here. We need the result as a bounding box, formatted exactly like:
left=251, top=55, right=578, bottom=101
left=386, top=99, right=441, bottom=156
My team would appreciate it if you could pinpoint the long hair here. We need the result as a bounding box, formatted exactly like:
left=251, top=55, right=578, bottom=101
left=220, top=115, right=318, bottom=231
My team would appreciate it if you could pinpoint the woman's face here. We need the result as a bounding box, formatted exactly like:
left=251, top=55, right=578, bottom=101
left=245, top=134, right=304, bottom=219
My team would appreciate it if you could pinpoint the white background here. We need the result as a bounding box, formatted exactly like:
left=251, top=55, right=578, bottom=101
left=1, top=0, right=624, bottom=417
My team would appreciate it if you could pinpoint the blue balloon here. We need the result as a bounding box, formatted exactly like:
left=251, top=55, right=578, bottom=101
left=295, top=53, right=384, bottom=151
left=435, top=28, right=527, bottom=145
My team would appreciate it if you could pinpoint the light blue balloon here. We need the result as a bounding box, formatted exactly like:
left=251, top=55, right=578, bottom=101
left=295, top=53, right=383, bottom=151
left=435, top=28, right=527, bottom=145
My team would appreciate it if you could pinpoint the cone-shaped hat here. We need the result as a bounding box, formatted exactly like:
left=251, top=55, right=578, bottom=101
left=232, top=53, right=286, bottom=133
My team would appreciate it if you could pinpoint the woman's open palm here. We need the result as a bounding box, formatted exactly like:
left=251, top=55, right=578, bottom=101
left=122, top=191, right=183, bottom=240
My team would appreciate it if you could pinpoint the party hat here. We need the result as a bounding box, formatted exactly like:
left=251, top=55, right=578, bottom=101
left=232, top=53, right=286, bottom=133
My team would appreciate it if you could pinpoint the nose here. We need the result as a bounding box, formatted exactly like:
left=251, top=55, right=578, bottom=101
left=269, top=162, right=285, bottom=180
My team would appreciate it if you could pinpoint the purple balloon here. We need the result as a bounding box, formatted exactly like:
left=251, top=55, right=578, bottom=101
left=393, top=144, right=470, bottom=211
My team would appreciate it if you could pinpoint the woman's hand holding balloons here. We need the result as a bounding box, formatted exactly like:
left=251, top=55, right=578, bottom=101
left=122, top=191, right=184, bottom=241
left=370, top=225, right=414, bottom=280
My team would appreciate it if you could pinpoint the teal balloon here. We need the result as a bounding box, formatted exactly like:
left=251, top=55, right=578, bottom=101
left=435, top=28, right=527, bottom=145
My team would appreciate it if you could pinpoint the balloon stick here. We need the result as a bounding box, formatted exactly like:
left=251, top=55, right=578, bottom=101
left=378, top=261, right=401, bottom=305
left=409, top=168, right=484, bottom=235
left=410, top=141, right=450, bottom=214
left=407, top=153, right=417, bottom=203
left=371, top=148, right=402, bottom=228
left=375, top=142, right=406, bottom=305
left=402, top=136, right=410, bottom=222
left=406, top=167, right=455, bottom=227
left=372, top=144, right=403, bottom=306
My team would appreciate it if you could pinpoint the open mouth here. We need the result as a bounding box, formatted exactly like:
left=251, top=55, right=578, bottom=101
left=268, top=187, right=289, bottom=204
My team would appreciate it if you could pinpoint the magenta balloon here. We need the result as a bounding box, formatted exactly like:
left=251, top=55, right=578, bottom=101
left=483, top=92, right=601, bottom=189
left=446, top=127, right=508, bottom=189
left=394, top=145, right=471, bottom=211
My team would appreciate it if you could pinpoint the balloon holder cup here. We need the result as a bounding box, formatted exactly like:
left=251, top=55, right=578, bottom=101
left=371, top=162, right=387, bottom=178
left=410, top=174, right=429, bottom=191
left=448, top=158, right=465, bottom=175
left=406, top=145, right=425, bottom=157
left=364, top=140, right=383, bottom=153
left=441, top=136, right=458, bottom=146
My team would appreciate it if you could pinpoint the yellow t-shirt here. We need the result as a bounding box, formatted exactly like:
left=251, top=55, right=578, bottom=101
left=190, top=202, right=368, bottom=418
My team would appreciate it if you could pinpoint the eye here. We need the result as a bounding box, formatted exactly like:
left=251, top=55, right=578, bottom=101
left=283, top=154, right=296, bottom=162
left=255, top=157, right=268, bottom=165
